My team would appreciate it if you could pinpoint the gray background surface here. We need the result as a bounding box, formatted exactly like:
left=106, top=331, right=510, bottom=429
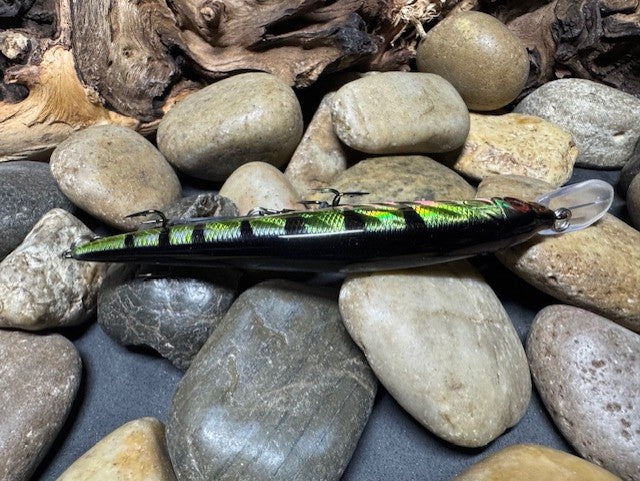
left=34, top=168, right=624, bottom=480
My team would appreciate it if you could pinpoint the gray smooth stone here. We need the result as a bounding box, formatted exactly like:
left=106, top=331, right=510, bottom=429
left=617, top=148, right=640, bottom=196
left=0, top=160, right=73, bottom=258
left=514, top=79, right=640, bottom=168
left=0, top=330, right=81, bottom=480
left=628, top=174, right=640, bottom=229
left=167, top=280, right=377, bottom=481
left=527, top=305, right=640, bottom=480
left=98, top=266, right=237, bottom=370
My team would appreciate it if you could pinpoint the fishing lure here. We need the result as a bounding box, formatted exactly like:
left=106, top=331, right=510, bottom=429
left=66, top=180, right=614, bottom=272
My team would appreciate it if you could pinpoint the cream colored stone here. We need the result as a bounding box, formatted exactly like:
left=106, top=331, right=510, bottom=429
left=58, top=418, right=176, bottom=481
left=284, top=93, right=349, bottom=197
left=219, top=161, right=299, bottom=215
left=331, top=72, right=469, bottom=154
left=0, top=209, right=106, bottom=330
left=50, top=125, right=181, bottom=231
left=158, top=72, right=303, bottom=181
left=339, top=261, right=531, bottom=447
left=477, top=175, right=640, bottom=332
left=448, top=113, right=576, bottom=187
left=417, top=11, right=529, bottom=111
left=454, top=444, right=621, bottom=480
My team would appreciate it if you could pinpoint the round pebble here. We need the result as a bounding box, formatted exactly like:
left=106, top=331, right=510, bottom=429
left=416, top=11, right=529, bottom=111
left=514, top=79, right=640, bottom=168
left=627, top=174, right=640, bottom=229
left=618, top=154, right=640, bottom=196
left=446, top=113, right=577, bottom=187
left=527, top=305, right=640, bottom=480
left=454, top=444, right=622, bottom=480
left=331, top=72, right=469, bottom=154
left=157, top=72, right=303, bottom=181
left=477, top=175, right=640, bottom=332
left=219, top=161, right=300, bottom=215
left=50, top=125, right=181, bottom=230
left=340, top=261, right=531, bottom=447
left=0, top=161, right=73, bottom=259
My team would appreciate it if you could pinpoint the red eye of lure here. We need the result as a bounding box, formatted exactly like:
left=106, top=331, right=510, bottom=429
left=66, top=180, right=613, bottom=273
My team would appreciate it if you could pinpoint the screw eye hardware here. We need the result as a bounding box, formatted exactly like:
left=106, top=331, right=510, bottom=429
left=553, top=207, right=572, bottom=232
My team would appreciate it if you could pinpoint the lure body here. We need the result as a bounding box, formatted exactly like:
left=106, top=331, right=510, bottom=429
left=70, top=198, right=556, bottom=272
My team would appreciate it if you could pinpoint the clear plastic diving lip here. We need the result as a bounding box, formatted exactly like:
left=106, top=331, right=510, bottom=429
left=535, top=179, right=614, bottom=235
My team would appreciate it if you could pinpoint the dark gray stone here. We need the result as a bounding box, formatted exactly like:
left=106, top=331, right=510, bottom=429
left=98, top=265, right=238, bottom=370
left=166, top=280, right=377, bottom=481
left=527, top=305, right=640, bottom=480
left=0, top=160, right=73, bottom=258
left=0, top=330, right=81, bottom=480
left=163, top=192, right=238, bottom=221
left=617, top=146, right=640, bottom=196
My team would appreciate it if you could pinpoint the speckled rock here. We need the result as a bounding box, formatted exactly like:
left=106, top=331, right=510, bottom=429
left=339, top=261, right=531, bottom=447
left=0, top=161, right=73, bottom=259
left=454, top=444, right=622, bottom=480
left=158, top=73, right=303, bottom=181
left=285, top=93, right=349, bottom=197
left=627, top=174, right=640, bottom=229
left=57, top=418, right=176, bottom=481
left=219, top=161, right=299, bottom=215
left=167, top=280, right=376, bottom=481
left=311, top=155, right=475, bottom=205
left=477, top=175, right=640, bottom=332
left=618, top=154, right=640, bottom=196
left=0, top=330, right=81, bottom=480
left=0, top=209, right=107, bottom=330
left=163, top=192, right=238, bottom=221
left=417, top=11, right=529, bottom=111
left=446, top=113, right=576, bottom=187
left=527, top=305, right=640, bottom=480
left=514, top=79, right=640, bottom=168
left=50, top=125, right=181, bottom=230
left=331, top=72, right=469, bottom=154
left=98, top=265, right=237, bottom=370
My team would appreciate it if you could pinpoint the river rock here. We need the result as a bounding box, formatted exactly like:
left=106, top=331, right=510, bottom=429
left=527, top=305, right=640, bottom=480
left=0, top=330, right=81, bottom=480
left=339, top=261, right=531, bottom=447
left=454, top=444, right=622, bottom=481
left=628, top=174, right=640, bottom=229
left=57, top=418, right=176, bottom=481
left=163, top=192, right=238, bottom=221
left=50, top=125, right=181, bottom=230
left=0, top=160, right=73, bottom=259
left=477, top=175, right=640, bottom=332
left=618, top=154, right=640, bottom=197
left=0, top=209, right=107, bottom=330
left=167, top=280, right=376, bottom=480
left=284, top=93, right=349, bottom=197
left=446, top=113, right=576, bottom=187
left=331, top=72, right=469, bottom=154
left=98, top=265, right=237, bottom=370
left=219, top=161, right=299, bottom=215
left=311, top=155, right=474, bottom=205
left=158, top=72, right=303, bottom=181
left=416, top=11, right=529, bottom=111
left=514, top=79, right=640, bottom=168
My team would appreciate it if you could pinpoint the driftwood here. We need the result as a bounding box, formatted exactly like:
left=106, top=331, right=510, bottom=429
left=0, top=0, right=459, bottom=162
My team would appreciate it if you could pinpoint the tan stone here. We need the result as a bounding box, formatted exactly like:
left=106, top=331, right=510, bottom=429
left=219, top=161, right=299, bottom=215
left=628, top=173, right=640, bottom=229
left=339, top=261, right=531, bottom=448
left=417, top=11, right=529, bottom=111
left=448, top=113, right=576, bottom=187
left=0, top=209, right=106, bottom=330
left=57, top=418, right=176, bottom=481
left=50, top=125, right=181, bottom=231
left=454, top=444, right=621, bottom=480
left=331, top=72, right=469, bottom=154
left=284, top=93, right=349, bottom=197
left=477, top=175, right=640, bottom=332
left=157, top=72, right=303, bottom=181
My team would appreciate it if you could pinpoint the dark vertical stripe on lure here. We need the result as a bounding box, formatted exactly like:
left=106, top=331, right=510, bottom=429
left=124, top=234, right=135, bottom=249
left=343, top=209, right=366, bottom=231
left=240, top=220, right=254, bottom=238
left=159, top=229, right=171, bottom=247
left=401, top=207, right=426, bottom=229
left=192, top=225, right=205, bottom=244
left=284, top=216, right=301, bottom=235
